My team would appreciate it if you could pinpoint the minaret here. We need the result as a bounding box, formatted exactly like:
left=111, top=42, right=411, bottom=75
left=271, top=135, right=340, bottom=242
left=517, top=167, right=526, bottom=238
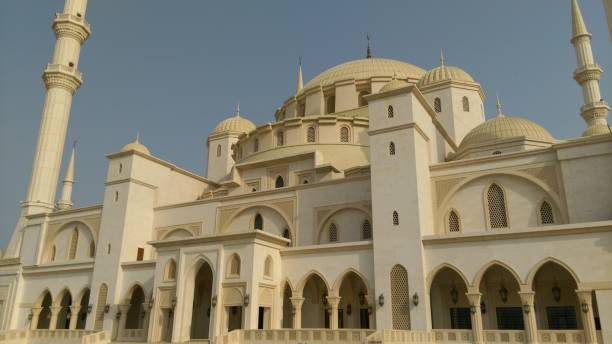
left=570, top=0, right=610, bottom=136
left=56, top=143, right=76, bottom=210
left=297, top=57, right=304, bottom=93
left=366, top=33, right=372, bottom=59
left=23, top=0, right=91, bottom=215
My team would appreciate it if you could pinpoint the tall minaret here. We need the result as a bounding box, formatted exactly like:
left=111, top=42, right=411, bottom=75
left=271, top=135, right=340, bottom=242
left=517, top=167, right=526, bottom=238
left=56, top=143, right=76, bottom=210
left=297, top=57, right=304, bottom=93
left=570, top=0, right=610, bottom=136
left=22, top=0, right=90, bottom=215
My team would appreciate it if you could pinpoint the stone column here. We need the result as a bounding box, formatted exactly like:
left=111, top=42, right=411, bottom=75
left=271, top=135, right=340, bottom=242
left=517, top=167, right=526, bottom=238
left=69, top=305, right=81, bottom=329
left=49, top=306, right=62, bottom=330
left=117, top=304, right=131, bottom=340
left=466, top=293, right=484, bottom=344
left=576, top=290, right=597, bottom=344
left=141, top=302, right=151, bottom=340
left=30, top=307, right=43, bottom=330
left=290, top=297, right=304, bottom=329
left=519, top=292, right=539, bottom=344
left=326, top=296, right=341, bottom=330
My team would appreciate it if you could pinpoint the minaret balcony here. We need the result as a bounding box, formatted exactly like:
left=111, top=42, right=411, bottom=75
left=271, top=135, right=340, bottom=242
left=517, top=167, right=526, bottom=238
left=573, top=64, right=603, bottom=83
left=53, top=13, right=91, bottom=43
left=43, top=64, right=83, bottom=94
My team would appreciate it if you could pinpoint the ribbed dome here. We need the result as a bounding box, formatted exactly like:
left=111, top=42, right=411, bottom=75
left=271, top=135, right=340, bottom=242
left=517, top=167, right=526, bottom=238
left=212, top=115, right=256, bottom=135
left=418, top=65, right=475, bottom=88
left=460, top=115, right=554, bottom=149
left=303, top=58, right=425, bottom=91
left=379, top=79, right=409, bottom=93
left=121, top=138, right=150, bottom=155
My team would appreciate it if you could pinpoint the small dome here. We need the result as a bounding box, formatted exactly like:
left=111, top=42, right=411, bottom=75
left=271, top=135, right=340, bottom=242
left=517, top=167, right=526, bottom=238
left=212, top=115, right=256, bottom=135
left=418, top=65, right=475, bottom=88
left=379, top=79, right=409, bottom=93
left=460, top=115, right=554, bottom=149
left=121, top=137, right=150, bottom=155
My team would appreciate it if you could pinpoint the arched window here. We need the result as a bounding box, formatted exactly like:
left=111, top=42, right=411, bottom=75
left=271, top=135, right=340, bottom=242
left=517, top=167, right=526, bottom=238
left=253, top=138, right=259, bottom=152
left=487, top=183, right=508, bottom=228
left=358, top=91, right=370, bottom=107
left=51, top=245, right=56, bottom=262
left=329, top=223, right=338, bottom=242
left=254, top=214, right=263, bottom=230
left=165, top=259, right=176, bottom=281
left=282, top=228, right=291, bottom=240
left=89, top=240, right=96, bottom=258
left=362, top=219, right=372, bottom=240
left=275, top=175, right=285, bottom=188
left=389, top=142, right=396, bottom=155
left=390, top=264, right=410, bottom=330
left=387, top=105, right=394, bottom=118
left=434, top=97, right=442, bottom=113
left=68, top=228, right=79, bottom=260
left=298, top=102, right=306, bottom=117
left=326, top=95, right=335, bottom=114
left=540, top=201, right=555, bottom=224
left=393, top=211, right=399, bottom=226
left=448, top=210, right=461, bottom=232
left=216, top=144, right=221, bottom=157
left=307, top=126, right=316, bottom=143
left=340, top=127, right=350, bottom=143
left=277, top=131, right=284, bottom=146
left=229, top=254, right=241, bottom=276
left=462, top=96, right=470, bottom=112
left=264, top=256, right=273, bottom=278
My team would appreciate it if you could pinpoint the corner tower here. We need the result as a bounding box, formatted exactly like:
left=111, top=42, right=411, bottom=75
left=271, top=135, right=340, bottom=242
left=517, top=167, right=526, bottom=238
left=570, top=0, right=610, bottom=136
left=23, top=0, right=91, bottom=215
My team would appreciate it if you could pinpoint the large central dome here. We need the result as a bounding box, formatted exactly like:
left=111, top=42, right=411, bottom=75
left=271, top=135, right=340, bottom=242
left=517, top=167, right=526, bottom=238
left=303, top=58, right=426, bottom=90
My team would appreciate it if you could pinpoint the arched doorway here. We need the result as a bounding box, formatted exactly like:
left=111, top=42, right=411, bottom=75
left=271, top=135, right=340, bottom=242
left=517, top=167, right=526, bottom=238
left=76, top=289, right=90, bottom=329
left=36, top=291, right=53, bottom=329
left=479, top=265, right=522, bottom=330
left=56, top=290, right=72, bottom=329
left=282, top=283, right=293, bottom=328
left=191, top=262, right=213, bottom=339
left=532, top=262, right=585, bottom=330
left=301, top=274, right=329, bottom=328
left=126, top=286, right=145, bottom=329
left=337, top=271, right=370, bottom=329
left=430, top=267, right=471, bottom=329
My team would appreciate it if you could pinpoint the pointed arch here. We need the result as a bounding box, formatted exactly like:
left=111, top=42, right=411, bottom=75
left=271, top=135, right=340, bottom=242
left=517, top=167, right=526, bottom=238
left=332, top=268, right=372, bottom=297
left=361, top=219, right=372, bottom=240
left=54, top=288, right=73, bottom=306
left=55, top=288, right=73, bottom=329
left=263, top=255, right=273, bottom=278
left=462, top=96, right=470, bottom=112
left=446, top=209, right=461, bottom=233
left=472, top=260, right=523, bottom=287
left=525, top=257, right=581, bottom=288
left=434, top=97, right=442, bottom=113
left=539, top=200, right=555, bottom=225
left=486, top=183, right=508, bottom=229
left=426, top=263, right=470, bottom=290
left=387, top=105, right=394, bottom=118
left=227, top=253, right=241, bottom=277
left=93, top=283, right=108, bottom=331
left=340, top=126, right=350, bottom=143
left=297, top=270, right=331, bottom=296
left=389, top=142, right=396, bottom=155
left=275, top=175, right=285, bottom=188
left=125, top=284, right=146, bottom=329
left=390, top=264, right=410, bottom=330
left=282, top=280, right=294, bottom=328
left=328, top=222, right=338, bottom=242
left=165, top=258, right=177, bottom=281
left=254, top=213, right=264, bottom=230
left=36, top=290, right=53, bottom=329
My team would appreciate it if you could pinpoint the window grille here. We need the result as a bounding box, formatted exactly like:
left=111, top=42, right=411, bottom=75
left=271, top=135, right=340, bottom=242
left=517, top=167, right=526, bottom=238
left=389, top=142, right=396, bottom=155
left=462, top=96, right=470, bottom=112
left=448, top=210, right=461, bottom=232
left=434, top=98, right=442, bottom=113
left=495, top=307, right=524, bottom=330
left=253, top=138, right=259, bottom=152
left=487, top=184, right=508, bottom=228
left=387, top=105, right=394, bottom=118
left=307, top=127, right=316, bottom=143
left=340, top=127, right=350, bottom=143
left=362, top=219, right=372, bottom=239
left=68, top=228, right=79, bottom=260
left=393, top=211, right=399, bottom=226
left=390, top=265, right=410, bottom=330
left=277, top=131, right=284, bottom=146
left=540, top=201, right=554, bottom=224
left=254, top=214, right=263, bottom=230
left=546, top=306, right=577, bottom=330
left=329, top=223, right=338, bottom=242
left=216, top=144, right=221, bottom=157
left=449, top=308, right=472, bottom=329
left=493, top=151, right=502, bottom=155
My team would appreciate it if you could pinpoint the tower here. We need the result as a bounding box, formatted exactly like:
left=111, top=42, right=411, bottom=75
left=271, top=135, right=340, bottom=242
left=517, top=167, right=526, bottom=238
left=22, top=0, right=91, bottom=215
left=56, top=143, right=76, bottom=210
left=570, top=0, right=610, bottom=136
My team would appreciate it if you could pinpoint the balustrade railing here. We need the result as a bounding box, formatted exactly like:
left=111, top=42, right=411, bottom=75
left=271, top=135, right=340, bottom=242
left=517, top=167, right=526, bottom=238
left=432, top=329, right=472, bottom=343
left=217, top=328, right=374, bottom=344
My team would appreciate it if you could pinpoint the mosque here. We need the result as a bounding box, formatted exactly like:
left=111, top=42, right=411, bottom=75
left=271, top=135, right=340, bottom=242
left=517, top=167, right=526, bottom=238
left=0, top=0, right=611, bottom=343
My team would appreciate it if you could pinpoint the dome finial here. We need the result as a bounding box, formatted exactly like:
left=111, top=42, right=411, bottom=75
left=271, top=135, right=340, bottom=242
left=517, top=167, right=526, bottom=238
left=235, top=103, right=240, bottom=117
left=135, top=132, right=140, bottom=143
left=366, top=33, right=372, bottom=59
left=496, top=93, right=504, bottom=117
left=440, top=48, right=445, bottom=66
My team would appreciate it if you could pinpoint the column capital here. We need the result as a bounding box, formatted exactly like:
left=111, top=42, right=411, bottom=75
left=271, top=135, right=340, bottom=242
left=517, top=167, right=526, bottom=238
left=326, top=296, right=341, bottom=308
left=49, top=305, right=63, bottom=314
left=30, top=307, right=43, bottom=316
left=290, top=297, right=304, bottom=308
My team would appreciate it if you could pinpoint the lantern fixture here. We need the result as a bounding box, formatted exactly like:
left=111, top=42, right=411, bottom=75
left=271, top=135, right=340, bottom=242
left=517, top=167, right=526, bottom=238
left=552, top=284, right=561, bottom=303
left=412, top=293, right=419, bottom=306
left=115, top=311, right=121, bottom=320
left=147, top=298, right=155, bottom=309
left=244, top=294, right=250, bottom=307
left=523, top=304, right=530, bottom=314
left=212, top=295, right=218, bottom=308
left=499, top=285, right=508, bottom=304
left=171, top=296, right=177, bottom=309
left=480, top=300, right=487, bottom=314
left=347, top=304, right=352, bottom=315
left=378, top=294, right=384, bottom=307
left=66, top=309, right=72, bottom=320
left=104, top=304, right=110, bottom=313
left=470, top=304, right=476, bottom=314
left=87, top=304, right=93, bottom=314
left=581, top=302, right=589, bottom=313
left=359, top=291, right=366, bottom=305
left=450, top=284, right=459, bottom=305
left=27, top=312, right=33, bottom=320
left=141, top=310, right=146, bottom=319
left=322, top=295, right=328, bottom=306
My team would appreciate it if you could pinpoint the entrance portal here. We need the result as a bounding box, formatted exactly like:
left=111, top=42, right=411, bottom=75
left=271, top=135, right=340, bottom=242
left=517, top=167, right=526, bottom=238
left=191, top=263, right=213, bottom=339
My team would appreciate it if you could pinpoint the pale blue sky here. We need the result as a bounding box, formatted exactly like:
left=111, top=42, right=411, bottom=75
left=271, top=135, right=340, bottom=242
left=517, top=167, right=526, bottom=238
left=0, top=1, right=610, bottom=248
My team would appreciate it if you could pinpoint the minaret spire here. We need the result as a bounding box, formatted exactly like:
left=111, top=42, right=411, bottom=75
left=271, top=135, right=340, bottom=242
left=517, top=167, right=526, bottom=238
left=366, top=33, right=372, bottom=59
left=23, top=0, right=91, bottom=215
left=570, top=0, right=610, bottom=136
left=297, top=57, right=304, bottom=93
left=57, top=141, right=76, bottom=210
left=440, top=49, right=445, bottom=66
left=496, top=94, right=504, bottom=117
left=235, top=103, right=241, bottom=117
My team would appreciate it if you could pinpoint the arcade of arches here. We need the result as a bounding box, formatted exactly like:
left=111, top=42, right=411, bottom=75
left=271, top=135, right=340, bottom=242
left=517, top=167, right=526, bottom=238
left=32, top=288, right=90, bottom=331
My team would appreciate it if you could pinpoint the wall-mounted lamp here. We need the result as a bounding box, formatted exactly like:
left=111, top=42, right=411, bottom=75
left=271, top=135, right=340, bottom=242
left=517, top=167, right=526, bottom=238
left=66, top=309, right=72, bottom=320
left=359, top=291, right=366, bottom=305
left=523, top=304, right=530, bottom=314
left=450, top=285, right=459, bottom=305
left=104, top=305, right=110, bottom=314
left=412, top=293, right=419, bottom=306
left=147, top=298, right=155, bottom=309
left=27, top=312, right=33, bottom=320
left=291, top=307, right=296, bottom=316
left=498, top=285, right=508, bottom=304
left=87, top=304, right=93, bottom=314
left=115, top=311, right=121, bottom=320
left=141, top=310, right=146, bottom=319
left=480, top=301, right=487, bottom=314
left=470, top=304, right=477, bottom=314
left=552, top=284, right=561, bottom=303
left=244, top=294, right=250, bottom=307
left=171, top=296, right=177, bottom=309
left=212, top=295, right=218, bottom=308
left=378, top=294, right=384, bottom=307
left=347, top=304, right=352, bottom=315
left=581, top=302, right=589, bottom=313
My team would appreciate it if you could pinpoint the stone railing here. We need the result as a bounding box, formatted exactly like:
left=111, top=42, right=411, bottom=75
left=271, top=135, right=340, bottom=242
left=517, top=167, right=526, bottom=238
left=82, top=330, right=111, bottom=344
left=117, top=328, right=147, bottom=341
left=432, top=329, right=472, bottom=343
left=0, top=330, right=29, bottom=344
left=367, top=330, right=437, bottom=344
left=482, top=330, right=526, bottom=343
left=537, top=330, right=587, bottom=343
left=217, top=329, right=375, bottom=344
left=0, top=329, right=102, bottom=344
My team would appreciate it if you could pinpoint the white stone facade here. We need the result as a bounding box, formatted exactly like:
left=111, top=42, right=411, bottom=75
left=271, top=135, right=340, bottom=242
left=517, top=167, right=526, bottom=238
left=1, top=1, right=611, bottom=344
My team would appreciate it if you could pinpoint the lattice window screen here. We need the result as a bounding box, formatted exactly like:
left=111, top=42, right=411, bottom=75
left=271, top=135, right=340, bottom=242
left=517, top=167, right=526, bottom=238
left=307, top=127, right=316, bottom=143
left=462, top=96, right=470, bottom=112
left=362, top=220, right=372, bottom=239
left=329, top=223, right=338, bottom=242
left=68, top=228, right=79, bottom=260
left=393, top=211, right=399, bottom=226
left=340, top=127, right=350, bottom=143
left=487, top=184, right=508, bottom=228
left=389, top=142, right=396, bottom=155
left=390, top=265, right=410, bottom=330
left=94, top=284, right=108, bottom=330
left=434, top=98, right=442, bottom=113
left=448, top=211, right=461, bottom=232
left=540, top=201, right=554, bottom=224
left=387, top=105, right=394, bottom=118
